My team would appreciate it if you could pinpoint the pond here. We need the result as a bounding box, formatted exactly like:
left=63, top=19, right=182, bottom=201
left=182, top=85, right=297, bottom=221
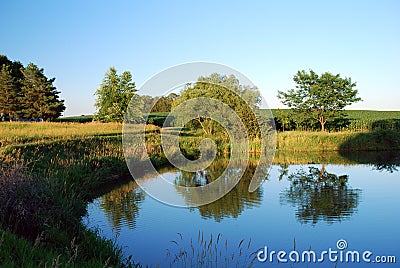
left=84, top=152, right=400, bottom=267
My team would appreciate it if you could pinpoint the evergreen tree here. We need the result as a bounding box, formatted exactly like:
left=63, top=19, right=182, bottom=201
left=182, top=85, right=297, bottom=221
left=20, top=63, right=65, bottom=121
left=0, top=65, right=21, bottom=121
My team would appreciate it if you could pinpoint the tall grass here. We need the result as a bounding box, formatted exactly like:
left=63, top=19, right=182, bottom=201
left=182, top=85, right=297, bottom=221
left=276, top=130, right=400, bottom=152
left=0, top=122, right=123, bottom=148
left=0, top=161, right=136, bottom=267
left=0, top=123, right=150, bottom=267
left=166, top=231, right=258, bottom=268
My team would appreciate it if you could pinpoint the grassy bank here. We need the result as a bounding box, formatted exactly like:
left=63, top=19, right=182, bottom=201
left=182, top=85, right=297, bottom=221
left=1, top=122, right=399, bottom=266
left=271, top=109, right=400, bottom=132
left=276, top=130, right=400, bottom=152
left=0, top=123, right=137, bottom=267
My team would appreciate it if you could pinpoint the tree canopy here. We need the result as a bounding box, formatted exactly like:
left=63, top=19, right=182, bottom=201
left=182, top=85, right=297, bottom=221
left=0, top=55, right=65, bottom=121
left=172, top=73, right=262, bottom=139
left=151, top=93, right=178, bottom=113
left=94, top=67, right=137, bottom=122
left=278, top=70, right=362, bottom=131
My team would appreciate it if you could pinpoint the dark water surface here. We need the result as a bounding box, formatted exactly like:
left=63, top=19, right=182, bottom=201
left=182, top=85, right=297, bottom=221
left=84, top=153, right=400, bottom=267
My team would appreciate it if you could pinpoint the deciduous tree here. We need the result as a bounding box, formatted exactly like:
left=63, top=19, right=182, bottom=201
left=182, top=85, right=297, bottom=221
left=278, top=70, right=362, bottom=131
left=94, top=67, right=137, bottom=122
left=172, top=73, right=262, bottom=139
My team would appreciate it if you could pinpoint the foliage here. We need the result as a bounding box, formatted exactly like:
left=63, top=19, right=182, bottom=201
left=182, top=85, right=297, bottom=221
left=278, top=70, right=362, bottom=131
left=0, top=65, right=20, bottom=121
left=0, top=55, right=65, bottom=121
left=55, top=114, right=94, bottom=123
left=20, top=63, right=66, bottom=121
left=173, top=73, right=262, bottom=139
left=94, top=67, right=138, bottom=122
left=151, top=93, right=179, bottom=112
left=271, top=109, right=400, bottom=132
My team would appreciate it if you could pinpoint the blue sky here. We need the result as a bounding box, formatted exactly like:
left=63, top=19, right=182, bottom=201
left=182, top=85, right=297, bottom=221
left=1, top=0, right=399, bottom=116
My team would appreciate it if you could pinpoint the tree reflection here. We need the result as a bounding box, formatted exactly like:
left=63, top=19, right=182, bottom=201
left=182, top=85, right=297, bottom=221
left=99, top=181, right=145, bottom=233
left=338, top=150, right=400, bottom=173
left=175, top=158, right=265, bottom=221
left=372, top=151, right=400, bottom=173
left=280, top=165, right=361, bottom=224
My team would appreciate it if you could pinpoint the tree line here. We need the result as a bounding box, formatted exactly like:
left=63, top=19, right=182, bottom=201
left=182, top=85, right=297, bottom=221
left=94, top=67, right=263, bottom=139
left=0, top=55, right=65, bottom=122
left=95, top=67, right=363, bottom=133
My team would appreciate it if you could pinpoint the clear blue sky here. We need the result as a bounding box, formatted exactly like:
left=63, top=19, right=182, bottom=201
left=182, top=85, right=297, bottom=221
left=1, top=0, right=399, bottom=116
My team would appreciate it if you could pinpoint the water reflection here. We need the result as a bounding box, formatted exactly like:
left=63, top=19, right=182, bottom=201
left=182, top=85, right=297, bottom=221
left=280, top=165, right=362, bottom=224
left=175, top=158, right=264, bottom=221
left=99, top=182, right=145, bottom=233
left=372, top=151, right=400, bottom=173
left=339, top=150, right=400, bottom=173
left=93, top=151, right=400, bottom=229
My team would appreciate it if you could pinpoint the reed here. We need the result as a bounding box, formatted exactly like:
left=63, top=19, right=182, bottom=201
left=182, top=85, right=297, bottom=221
left=166, top=231, right=258, bottom=268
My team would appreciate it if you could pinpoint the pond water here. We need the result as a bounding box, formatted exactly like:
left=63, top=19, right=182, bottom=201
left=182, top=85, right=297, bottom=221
left=84, top=153, right=400, bottom=267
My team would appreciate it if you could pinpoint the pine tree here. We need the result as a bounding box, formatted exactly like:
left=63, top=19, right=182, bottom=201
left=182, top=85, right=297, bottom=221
left=20, top=63, right=65, bottom=121
left=0, top=64, right=21, bottom=121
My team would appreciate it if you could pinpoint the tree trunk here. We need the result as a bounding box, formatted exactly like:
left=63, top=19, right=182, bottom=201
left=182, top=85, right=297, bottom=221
left=319, top=116, right=326, bottom=131
left=197, top=115, right=210, bottom=135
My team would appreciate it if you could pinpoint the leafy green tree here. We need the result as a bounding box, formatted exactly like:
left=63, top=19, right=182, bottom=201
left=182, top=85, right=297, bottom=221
left=275, top=108, right=291, bottom=131
left=278, top=70, right=362, bottom=131
left=20, top=63, right=65, bottom=121
left=173, top=73, right=262, bottom=139
left=151, top=93, right=178, bottom=113
left=139, top=95, right=156, bottom=112
left=94, top=67, right=137, bottom=122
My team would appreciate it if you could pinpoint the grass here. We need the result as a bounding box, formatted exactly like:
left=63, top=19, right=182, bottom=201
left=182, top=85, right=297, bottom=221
left=166, top=231, right=257, bottom=268
left=0, top=123, right=143, bottom=267
left=276, top=130, right=400, bottom=152
left=0, top=122, right=122, bottom=148
left=0, top=119, right=399, bottom=266
left=0, top=162, right=135, bottom=267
